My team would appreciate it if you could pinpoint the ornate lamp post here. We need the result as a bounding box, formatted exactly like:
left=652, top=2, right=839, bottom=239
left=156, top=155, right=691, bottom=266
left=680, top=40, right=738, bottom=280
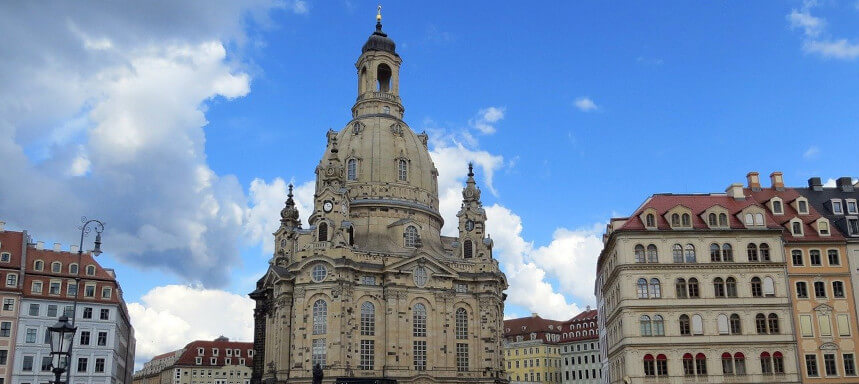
left=48, top=315, right=76, bottom=384
left=67, top=218, right=104, bottom=384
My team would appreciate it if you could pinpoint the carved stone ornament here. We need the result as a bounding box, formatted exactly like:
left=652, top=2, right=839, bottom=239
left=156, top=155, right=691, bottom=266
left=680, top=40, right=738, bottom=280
left=294, top=286, right=306, bottom=299
left=390, top=123, right=404, bottom=136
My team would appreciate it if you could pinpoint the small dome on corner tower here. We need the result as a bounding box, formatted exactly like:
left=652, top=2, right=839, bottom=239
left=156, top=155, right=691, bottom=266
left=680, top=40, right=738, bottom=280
left=362, top=6, right=397, bottom=55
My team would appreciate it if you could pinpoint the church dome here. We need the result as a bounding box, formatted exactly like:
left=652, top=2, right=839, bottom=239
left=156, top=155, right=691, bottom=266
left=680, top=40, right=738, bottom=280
left=327, top=116, right=439, bottom=213
left=362, top=21, right=397, bottom=55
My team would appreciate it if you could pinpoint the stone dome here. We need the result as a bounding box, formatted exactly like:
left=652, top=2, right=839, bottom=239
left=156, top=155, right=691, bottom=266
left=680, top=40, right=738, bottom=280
left=325, top=115, right=439, bottom=213
left=362, top=22, right=397, bottom=55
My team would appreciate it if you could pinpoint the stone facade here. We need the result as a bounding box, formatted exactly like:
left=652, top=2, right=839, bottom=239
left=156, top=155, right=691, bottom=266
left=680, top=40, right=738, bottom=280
left=133, top=338, right=253, bottom=384
left=249, top=14, right=507, bottom=384
left=595, top=192, right=802, bottom=384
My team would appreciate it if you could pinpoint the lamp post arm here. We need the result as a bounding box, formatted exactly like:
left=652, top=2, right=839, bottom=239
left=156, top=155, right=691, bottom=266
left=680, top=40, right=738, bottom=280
left=69, top=218, right=103, bottom=384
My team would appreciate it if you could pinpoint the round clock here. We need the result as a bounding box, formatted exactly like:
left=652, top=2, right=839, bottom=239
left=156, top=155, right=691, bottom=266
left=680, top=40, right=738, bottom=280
left=465, top=220, right=475, bottom=231
left=323, top=200, right=334, bottom=213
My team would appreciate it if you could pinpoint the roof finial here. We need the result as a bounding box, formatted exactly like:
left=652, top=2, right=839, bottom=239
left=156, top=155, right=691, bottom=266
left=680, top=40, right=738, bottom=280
left=375, top=5, right=383, bottom=31
left=287, top=183, right=294, bottom=198
left=467, top=162, right=474, bottom=177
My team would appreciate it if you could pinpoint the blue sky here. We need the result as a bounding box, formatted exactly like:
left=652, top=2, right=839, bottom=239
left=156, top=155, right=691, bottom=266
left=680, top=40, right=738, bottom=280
left=1, top=0, right=858, bottom=365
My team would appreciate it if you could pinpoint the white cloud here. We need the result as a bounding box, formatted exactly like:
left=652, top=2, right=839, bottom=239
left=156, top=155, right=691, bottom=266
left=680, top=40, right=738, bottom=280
left=471, top=106, right=505, bottom=134
left=823, top=177, right=859, bottom=187
left=803, top=145, right=820, bottom=159
left=0, top=1, right=290, bottom=286
left=245, top=178, right=315, bottom=255
left=787, top=2, right=859, bottom=60
left=128, top=285, right=254, bottom=369
left=573, top=97, right=599, bottom=112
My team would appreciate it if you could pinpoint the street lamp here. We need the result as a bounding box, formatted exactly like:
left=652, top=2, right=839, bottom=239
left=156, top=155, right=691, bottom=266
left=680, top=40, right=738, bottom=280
left=67, top=217, right=104, bottom=384
left=48, top=315, right=76, bottom=384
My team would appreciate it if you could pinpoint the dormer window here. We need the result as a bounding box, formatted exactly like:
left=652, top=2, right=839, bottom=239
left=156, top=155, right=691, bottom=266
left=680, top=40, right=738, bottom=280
left=671, top=214, right=680, bottom=227
left=719, top=213, right=728, bottom=227
left=404, top=226, right=418, bottom=248
left=398, top=159, right=408, bottom=181
left=796, top=199, right=809, bottom=214
left=745, top=213, right=753, bottom=226
left=847, top=200, right=858, bottom=214
left=833, top=200, right=843, bottom=214
left=755, top=213, right=764, bottom=226
left=818, top=220, right=830, bottom=236
left=708, top=213, right=717, bottom=227
left=681, top=213, right=691, bottom=227
left=34, top=260, right=44, bottom=271
left=645, top=214, right=655, bottom=227
left=771, top=199, right=783, bottom=215
left=791, top=221, right=803, bottom=236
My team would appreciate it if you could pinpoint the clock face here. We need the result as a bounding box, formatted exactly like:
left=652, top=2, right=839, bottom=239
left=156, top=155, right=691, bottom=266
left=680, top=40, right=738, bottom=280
left=323, top=201, right=334, bottom=212
left=465, top=220, right=475, bottom=231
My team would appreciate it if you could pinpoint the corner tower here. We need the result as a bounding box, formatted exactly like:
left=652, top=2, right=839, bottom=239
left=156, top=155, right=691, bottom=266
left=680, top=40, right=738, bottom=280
left=353, top=8, right=404, bottom=119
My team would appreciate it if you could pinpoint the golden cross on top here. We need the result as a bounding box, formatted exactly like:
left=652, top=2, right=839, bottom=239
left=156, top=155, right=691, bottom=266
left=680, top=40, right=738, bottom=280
left=377, top=5, right=382, bottom=22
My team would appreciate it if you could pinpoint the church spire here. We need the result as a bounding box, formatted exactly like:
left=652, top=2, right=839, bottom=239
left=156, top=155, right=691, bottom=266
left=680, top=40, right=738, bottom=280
left=462, top=162, right=481, bottom=203
left=280, top=184, right=301, bottom=229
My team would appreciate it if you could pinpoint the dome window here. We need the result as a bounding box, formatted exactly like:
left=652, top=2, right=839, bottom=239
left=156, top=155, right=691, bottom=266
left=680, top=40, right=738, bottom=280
left=347, top=159, right=357, bottom=181
left=377, top=63, right=392, bottom=92
left=404, top=226, right=418, bottom=248
left=398, top=159, right=408, bottom=181
left=318, top=222, right=328, bottom=242
left=463, top=240, right=473, bottom=259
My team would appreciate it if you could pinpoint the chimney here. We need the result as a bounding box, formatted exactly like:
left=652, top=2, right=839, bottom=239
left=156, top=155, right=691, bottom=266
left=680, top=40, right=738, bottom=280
left=531, top=312, right=538, bottom=318
left=725, top=183, right=745, bottom=200
left=770, top=171, right=784, bottom=190
left=35, top=241, right=44, bottom=250
left=70, top=245, right=79, bottom=253
left=747, top=172, right=761, bottom=191
left=837, top=177, right=855, bottom=192
left=53, top=243, right=61, bottom=252
left=808, top=177, right=823, bottom=192
left=0, top=221, right=5, bottom=231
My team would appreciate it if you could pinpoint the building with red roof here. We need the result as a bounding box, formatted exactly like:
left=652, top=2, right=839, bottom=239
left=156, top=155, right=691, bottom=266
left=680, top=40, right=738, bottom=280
left=133, top=337, right=253, bottom=384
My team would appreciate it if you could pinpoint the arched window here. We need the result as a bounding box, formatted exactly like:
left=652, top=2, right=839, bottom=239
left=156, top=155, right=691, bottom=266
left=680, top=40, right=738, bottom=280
left=646, top=244, right=658, bottom=263
left=653, top=315, right=664, bottom=336
left=413, top=303, right=427, bottom=337
left=722, top=243, right=733, bottom=261
left=347, top=159, right=357, bottom=180
left=675, top=278, right=687, bottom=298
left=747, top=243, right=758, bottom=261
left=726, top=277, right=737, bottom=297
left=69, top=263, right=78, bottom=275
left=751, top=277, right=762, bottom=297
left=755, top=314, right=767, bottom=334
left=637, top=278, right=648, bottom=298
left=759, top=243, right=770, bottom=261
left=745, top=213, right=754, bottom=226
left=645, top=214, right=655, bottom=227
left=773, top=352, right=784, bottom=374
left=455, top=308, right=468, bottom=339
left=708, top=213, right=718, bottom=226
left=760, top=352, right=772, bottom=374
left=347, top=225, right=354, bottom=246
left=695, top=353, right=707, bottom=375
left=730, top=314, right=741, bottom=334
left=404, top=226, right=418, bottom=248
left=34, top=260, right=43, bottom=271
left=714, top=278, right=725, bottom=297
left=755, top=213, right=764, bottom=226
left=313, top=300, right=328, bottom=335
left=685, top=244, right=696, bottom=263
left=710, top=243, right=721, bottom=262
left=691, top=314, right=704, bottom=335
left=643, top=354, right=655, bottom=376
left=397, top=159, right=408, bottom=181
left=722, top=352, right=734, bottom=374
left=639, top=316, right=652, bottom=336
left=463, top=239, right=473, bottom=258
left=734, top=352, right=746, bottom=375
left=717, top=314, right=729, bottom=334
left=679, top=315, right=691, bottom=335
left=51, top=262, right=61, bottom=273
left=688, top=278, right=700, bottom=298
left=767, top=313, right=779, bottom=334
left=671, top=213, right=681, bottom=227
left=673, top=244, right=683, bottom=263
left=682, top=353, right=694, bottom=375
left=719, top=213, right=728, bottom=227
left=377, top=63, right=392, bottom=92
left=682, top=213, right=691, bottom=227
left=656, top=354, right=668, bottom=376
left=86, top=265, right=96, bottom=276
left=361, top=302, right=375, bottom=336
left=763, top=276, right=775, bottom=296
left=634, top=245, right=646, bottom=263
left=649, top=278, right=661, bottom=298
left=318, top=222, right=328, bottom=242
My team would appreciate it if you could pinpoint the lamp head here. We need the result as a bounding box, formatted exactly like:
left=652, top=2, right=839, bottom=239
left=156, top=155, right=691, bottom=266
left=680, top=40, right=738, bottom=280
left=92, top=232, right=102, bottom=256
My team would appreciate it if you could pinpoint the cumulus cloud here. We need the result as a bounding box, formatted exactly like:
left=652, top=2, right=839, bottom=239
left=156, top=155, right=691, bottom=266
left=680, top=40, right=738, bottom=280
left=128, top=285, right=254, bottom=369
left=245, top=179, right=315, bottom=255
left=788, top=2, right=859, bottom=60
left=573, top=97, right=599, bottom=112
left=470, top=106, right=505, bottom=134
left=0, top=1, right=293, bottom=286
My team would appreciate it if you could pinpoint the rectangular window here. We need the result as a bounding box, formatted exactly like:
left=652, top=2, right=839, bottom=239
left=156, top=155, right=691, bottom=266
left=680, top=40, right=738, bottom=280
left=77, top=357, right=88, bottom=373
left=845, top=354, right=857, bottom=376
left=800, top=315, right=814, bottom=337
left=824, top=354, right=837, bottom=376
left=22, top=355, right=33, bottom=371
left=815, top=281, right=827, bottom=298
left=100, top=308, right=109, bottom=320
left=67, top=282, right=77, bottom=296
left=25, top=328, right=36, bottom=343
left=0, top=322, right=9, bottom=337
left=6, top=274, right=17, bottom=287
left=1, top=299, right=11, bottom=311
left=848, top=200, right=858, bottom=214
left=98, top=331, right=107, bottom=346
left=63, top=305, right=72, bottom=317
left=819, top=314, right=833, bottom=337
left=47, top=305, right=57, bottom=318
left=360, top=276, right=375, bottom=285
left=95, top=358, right=105, bottom=373
left=799, top=200, right=809, bottom=213
left=84, top=285, right=95, bottom=297
left=49, top=282, right=60, bottom=295
left=80, top=331, right=90, bottom=345
left=0, top=253, right=8, bottom=262
left=32, top=281, right=42, bottom=294
left=41, top=356, right=51, bottom=371
left=838, top=314, right=852, bottom=336
left=792, top=250, right=804, bottom=266
left=101, top=287, right=112, bottom=299
left=848, top=219, right=859, bottom=236
left=807, top=355, right=819, bottom=377
left=834, top=281, right=845, bottom=298
left=834, top=201, right=844, bottom=214
left=312, top=339, right=326, bottom=369
left=28, top=304, right=39, bottom=316
left=797, top=282, right=808, bottom=298
left=456, top=343, right=469, bottom=372
left=828, top=250, right=841, bottom=266
left=413, top=341, right=426, bottom=371
left=0, top=350, right=6, bottom=365
left=359, top=340, right=374, bottom=370
left=811, top=250, right=822, bottom=266
left=83, top=307, right=92, bottom=319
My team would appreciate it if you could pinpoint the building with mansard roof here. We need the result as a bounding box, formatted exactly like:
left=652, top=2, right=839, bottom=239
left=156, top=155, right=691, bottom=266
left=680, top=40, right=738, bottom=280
left=133, top=337, right=253, bottom=384
left=249, top=11, right=508, bottom=384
